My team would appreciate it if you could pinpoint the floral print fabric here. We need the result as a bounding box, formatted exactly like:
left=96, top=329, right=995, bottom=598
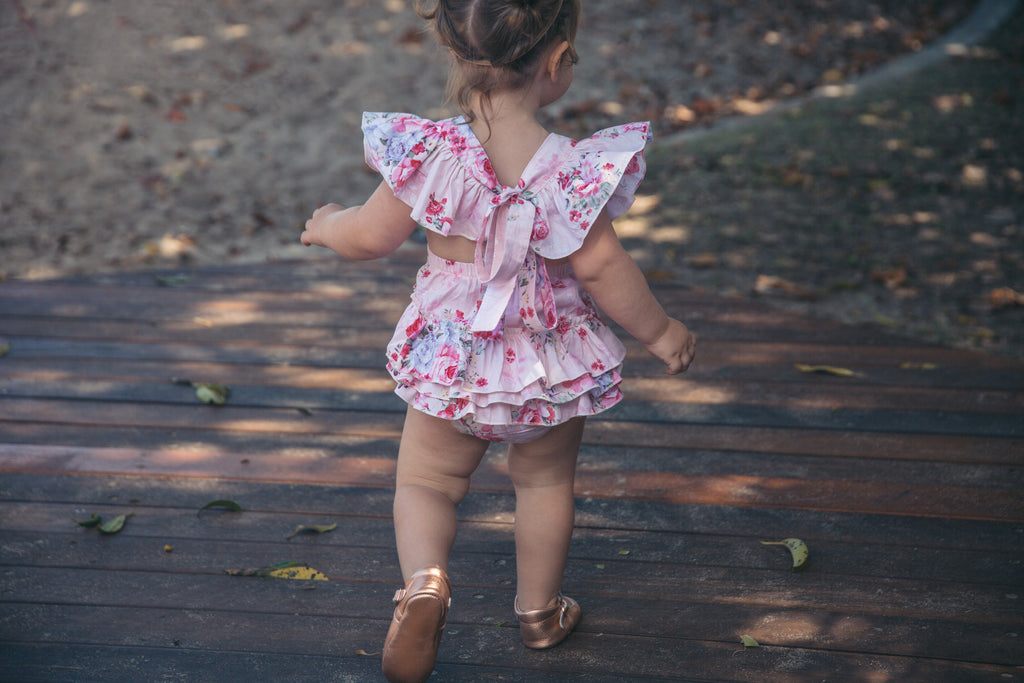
left=363, top=112, right=650, bottom=430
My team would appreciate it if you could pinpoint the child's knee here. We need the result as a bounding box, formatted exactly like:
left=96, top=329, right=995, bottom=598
left=396, top=473, right=471, bottom=506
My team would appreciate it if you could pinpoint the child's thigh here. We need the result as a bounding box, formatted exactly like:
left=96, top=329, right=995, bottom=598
left=506, top=417, right=586, bottom=488
left=396, top=407, right=490, bottom=500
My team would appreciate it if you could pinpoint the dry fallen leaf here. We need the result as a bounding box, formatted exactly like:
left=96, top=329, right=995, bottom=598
left=688, top=252, right=720, bottom=269
left=194, top=382, right=231, bottom=405
left=225, top=561, right=326, bottom=579
left=753, top=275, right=817, bottom=300
left=989, top=287, right=1024, bottom=310
left=760, top=538, right=809, bottom=571
left=287, top=522, right=338, bottom=540
left=794, top=364, right=862, bottom=378
left=871, top=267, right=908, bottom=289
left=267, top=564, right=329, bottom=581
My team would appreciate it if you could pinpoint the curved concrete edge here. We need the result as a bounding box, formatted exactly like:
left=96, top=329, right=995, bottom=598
left=655, top=0, right=1020, bottom=148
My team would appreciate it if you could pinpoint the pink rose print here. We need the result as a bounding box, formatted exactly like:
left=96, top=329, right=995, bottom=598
left=591, top=360, right=606, bottom=372
left=442, top=362, right=458, bottom=382
left=531, top=219, right=550, bottom=241
left=476, top=378, right=489, bottom=387
left=405, top=316, right=426, bottom=338
left=425, top=193, right=453, bottom=229
left=505, top=348, right=516, bottom=364
left=426, top=194, right=446, bottom=217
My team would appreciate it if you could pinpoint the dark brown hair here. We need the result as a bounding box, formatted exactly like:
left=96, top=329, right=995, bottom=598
left=417, top=0, right=581, bottom=120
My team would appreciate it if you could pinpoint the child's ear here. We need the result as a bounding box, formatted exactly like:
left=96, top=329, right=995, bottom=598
left=546, top=41, right=571, bottom=80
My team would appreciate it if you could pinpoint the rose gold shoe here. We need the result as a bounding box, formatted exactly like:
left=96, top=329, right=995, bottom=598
left=381, top=567, right=451, bottom=683
left=514, top=594, right=581, bottom=649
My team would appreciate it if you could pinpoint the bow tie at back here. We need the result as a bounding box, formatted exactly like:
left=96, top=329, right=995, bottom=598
left=472, top=187, right=557, bottom=333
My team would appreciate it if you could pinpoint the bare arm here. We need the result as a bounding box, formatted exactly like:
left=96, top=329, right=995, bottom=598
left=569, top=211, right=696, bottom=374
left=300, top=181, right=419, bottom=260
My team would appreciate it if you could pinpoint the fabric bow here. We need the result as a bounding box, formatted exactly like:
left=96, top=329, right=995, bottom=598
left=472, top=187, right=557, bottom=333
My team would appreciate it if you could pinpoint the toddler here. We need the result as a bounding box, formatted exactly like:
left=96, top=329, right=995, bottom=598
left=300, top=1, right=695, bottom=681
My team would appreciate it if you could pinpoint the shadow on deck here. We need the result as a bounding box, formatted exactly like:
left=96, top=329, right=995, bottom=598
left=1, top=249, right=1022, bottom=682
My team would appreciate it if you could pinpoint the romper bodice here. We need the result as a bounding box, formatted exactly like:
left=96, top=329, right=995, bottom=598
left=362, top=112, right=651, bottom=334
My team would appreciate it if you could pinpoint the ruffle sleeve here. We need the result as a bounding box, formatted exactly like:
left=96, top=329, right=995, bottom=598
left=362, top=111, right=442, bottom=202
left=532, top=122, right=651, bottom=259
left=363, top=112, right=498, bottom=238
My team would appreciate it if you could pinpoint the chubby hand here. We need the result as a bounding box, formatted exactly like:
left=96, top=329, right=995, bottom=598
left=300, top=203, right=345, bottom=248
left=645, top=318, right=696, bottom=375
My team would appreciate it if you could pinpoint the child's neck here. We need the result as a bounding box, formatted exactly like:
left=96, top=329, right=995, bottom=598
left=470, top=87, right=548, bottom=136
left=468, top=89, right=551, bottom=187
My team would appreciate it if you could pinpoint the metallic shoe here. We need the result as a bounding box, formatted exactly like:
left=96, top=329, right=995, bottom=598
left=381, top=567, right=451, bottom=683
left=514, top=593, right=581, bottom=649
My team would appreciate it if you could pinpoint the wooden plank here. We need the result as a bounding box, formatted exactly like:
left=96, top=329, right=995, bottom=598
left=3, top=472, right=1020, bottom=551
left=4, top=500, right=1021, bottom=586
left=3, top=363, right=1022, bottom=415
left=4, top=396, right=1021, bottom=465
left=2, top=566, right=1020, bottom=665
left=1, top=600, right=1019, bottom=680
left=0, top=643, right=616, bottom=683
left=1, top=375, right=1020, bottom=437
left=3, top=352, right=1022, bottom=401
left=4, top=434, right=1021, bottom=494
left=2, top=442, right=1021, bottom=519
left=4, top=327, right=1021, bottom=390
left=0, top=295, right=925, bottom=345
left=2, top=526, right=1019, bottom=623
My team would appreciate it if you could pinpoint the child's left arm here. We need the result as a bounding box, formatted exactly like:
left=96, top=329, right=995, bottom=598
left=301, top=181, right=419, bottom=260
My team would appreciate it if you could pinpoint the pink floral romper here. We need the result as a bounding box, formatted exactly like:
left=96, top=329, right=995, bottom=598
left=363, top=112, right=651, bottom=442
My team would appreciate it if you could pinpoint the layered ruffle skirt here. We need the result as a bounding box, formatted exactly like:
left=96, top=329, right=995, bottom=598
left=386, top=251, right=626, bottom=428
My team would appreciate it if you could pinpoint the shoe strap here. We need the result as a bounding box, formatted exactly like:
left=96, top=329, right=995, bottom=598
left=556, top=596, right=569, bottom=630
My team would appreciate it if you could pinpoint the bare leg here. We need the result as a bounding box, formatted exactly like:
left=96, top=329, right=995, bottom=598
left=393, top=406, right=490, bottom=580
left=506, top=417, right=586, bottom=611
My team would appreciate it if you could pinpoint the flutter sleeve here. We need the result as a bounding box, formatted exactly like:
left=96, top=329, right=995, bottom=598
left=533, top=121, right=652, bottom=259
left=362, top=112, right=441, bottom=202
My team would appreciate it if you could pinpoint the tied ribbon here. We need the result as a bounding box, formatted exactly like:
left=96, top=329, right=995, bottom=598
left=472, top=187, right=558, bottom=333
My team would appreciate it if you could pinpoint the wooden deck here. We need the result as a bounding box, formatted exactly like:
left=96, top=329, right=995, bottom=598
left=1, top=249, right=1022, bottom=682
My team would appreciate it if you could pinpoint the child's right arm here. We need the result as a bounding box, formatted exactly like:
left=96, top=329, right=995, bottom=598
left=569, top=211, right=695, bottom=375
left=301, top=181, right=419, bottom=261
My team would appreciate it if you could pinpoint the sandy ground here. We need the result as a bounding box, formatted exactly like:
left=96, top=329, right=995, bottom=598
left=0, top=0, right=973, bottom=281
